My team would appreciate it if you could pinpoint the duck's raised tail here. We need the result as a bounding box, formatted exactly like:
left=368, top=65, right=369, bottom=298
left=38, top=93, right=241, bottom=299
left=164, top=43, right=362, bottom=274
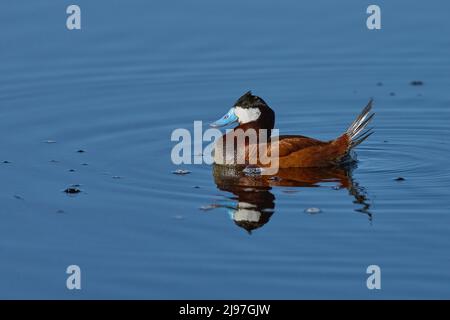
left=345, top=99, right=375, bottom=149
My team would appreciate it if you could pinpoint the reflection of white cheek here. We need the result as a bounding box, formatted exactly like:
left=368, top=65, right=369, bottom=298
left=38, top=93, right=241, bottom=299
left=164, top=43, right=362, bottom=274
left=238, top=202, right=256, bottom=209
left=234, top=209, right=261, bottom=222
left=228, top=202, right=261, bottom=221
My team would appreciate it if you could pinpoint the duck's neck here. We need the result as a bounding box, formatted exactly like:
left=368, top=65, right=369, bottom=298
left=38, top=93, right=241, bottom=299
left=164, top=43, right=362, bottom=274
left=234, top=120, right=273, bottom=144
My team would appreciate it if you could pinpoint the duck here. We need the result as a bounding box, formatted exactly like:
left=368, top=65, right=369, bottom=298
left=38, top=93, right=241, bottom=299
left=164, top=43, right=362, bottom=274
left=210, top=91, right=374, bottom=168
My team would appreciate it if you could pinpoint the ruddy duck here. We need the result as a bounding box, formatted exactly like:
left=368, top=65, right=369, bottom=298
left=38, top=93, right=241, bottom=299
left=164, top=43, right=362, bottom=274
left=211, top=91, right=374, bottom=168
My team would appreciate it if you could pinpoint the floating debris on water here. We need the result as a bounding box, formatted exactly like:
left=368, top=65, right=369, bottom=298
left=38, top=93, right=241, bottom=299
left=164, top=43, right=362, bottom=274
left=43, top=140, right=56, bottom=144
left=172, top=169, right=191, bottom=175
left=69, top=169, right=76, bottom=172
left=192, top=185, right=200, bottom=189
left=64, top=187, right=81, bottom=194
left=389, top=92, right=396, bottom=96
left=64, top=185, right=82, bottom=194
left=81, top=163, right=88, bottom=166
left=13, top=195, right=23, bottom=200
left=2, top=160, right=11, bottom=164
left=56, top=209, right=65, bottom=214
left=77, top=149, right=86, bottom=153
left=383, top=140, right=389, bottom=143
left=376, top=82, right=383, bottom=86
left=305, top=207, right=322, bottom=214
left=243, top=166, right=262, bottom=176
left=112, top=175, right=123, bottom=179
left=410, top=80, right=424, bottom=86
left=199, top=204, right=220, bottom=211
left=282, top=189, right=299, bottom=194
left=394, top=177, right=405, bottom=181
left=49, top=159, right=59, bottom=163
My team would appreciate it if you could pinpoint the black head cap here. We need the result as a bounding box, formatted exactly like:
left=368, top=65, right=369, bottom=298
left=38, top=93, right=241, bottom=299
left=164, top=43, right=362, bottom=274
left=234, top=91, right=269, bottom=109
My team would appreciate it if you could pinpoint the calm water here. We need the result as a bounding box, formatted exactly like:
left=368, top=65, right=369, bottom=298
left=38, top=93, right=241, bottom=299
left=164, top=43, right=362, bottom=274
left=1, top=0, right=450, bottom=299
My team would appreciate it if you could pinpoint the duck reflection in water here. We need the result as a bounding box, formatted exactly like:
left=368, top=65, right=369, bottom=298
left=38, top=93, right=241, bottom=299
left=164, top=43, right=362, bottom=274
left=208, top=163, right=371, bottom=234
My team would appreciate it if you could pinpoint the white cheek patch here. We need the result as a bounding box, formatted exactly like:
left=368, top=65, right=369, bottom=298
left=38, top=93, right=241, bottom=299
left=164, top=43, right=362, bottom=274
left=234, top=106, right=261, bottom=124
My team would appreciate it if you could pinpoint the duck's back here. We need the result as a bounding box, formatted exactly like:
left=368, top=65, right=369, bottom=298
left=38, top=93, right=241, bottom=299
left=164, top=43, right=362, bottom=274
left=275, top=134, right=350, bottom=168
left=269, top=99, right=375, bottom=168
left=214, top=133, right=350, bottom=168
left=276, top=135, right=326, bottom=156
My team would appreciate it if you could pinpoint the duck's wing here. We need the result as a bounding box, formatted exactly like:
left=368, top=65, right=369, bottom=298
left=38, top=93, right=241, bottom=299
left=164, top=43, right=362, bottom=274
left=271, top=135, right=349, bottom=168
left=245, top=135, right=325, bottom=161
left=276, top=135, right=327, bottom=157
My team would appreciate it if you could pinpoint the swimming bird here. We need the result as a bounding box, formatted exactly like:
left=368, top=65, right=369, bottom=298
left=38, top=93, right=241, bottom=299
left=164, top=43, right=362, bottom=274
left=210, top=91, right=374, bottom=168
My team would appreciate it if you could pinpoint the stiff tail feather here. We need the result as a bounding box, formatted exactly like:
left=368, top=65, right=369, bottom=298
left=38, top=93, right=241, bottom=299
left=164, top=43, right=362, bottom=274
left=345, top=99, right=375, bottom=149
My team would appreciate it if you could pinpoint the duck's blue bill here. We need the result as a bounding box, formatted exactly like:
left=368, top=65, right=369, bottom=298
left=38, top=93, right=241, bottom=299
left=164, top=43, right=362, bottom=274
left=210, top=108, right=238, bottom=127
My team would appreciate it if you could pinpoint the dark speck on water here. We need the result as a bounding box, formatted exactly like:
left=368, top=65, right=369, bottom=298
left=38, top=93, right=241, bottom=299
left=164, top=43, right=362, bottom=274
left=394, top=177, right=406, bottom=181
left=376, top=82, right=383, bottom=86
left=69, top=169, right=76, bottom=172
left=13, top=195, right=23, bottom=200
left=410, top=80, right=424, bottom=86
left=282, top=189, right=299, bottom=194
left=172, top=169, right=191, bottom=175
left=389, top=92, right=396, bottom=96
left=2, top=160, right=11, bottom=164
left=64, top=186, right=82, bottom=194
left=77, top=149, right=86, bottom=153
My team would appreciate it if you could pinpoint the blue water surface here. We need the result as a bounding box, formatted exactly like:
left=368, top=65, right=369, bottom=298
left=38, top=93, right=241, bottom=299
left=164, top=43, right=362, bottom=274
left=0, top=0, right=449, bottom=299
